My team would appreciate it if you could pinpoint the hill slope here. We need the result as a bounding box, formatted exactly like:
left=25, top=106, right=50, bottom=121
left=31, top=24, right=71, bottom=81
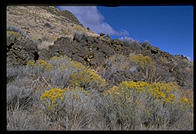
left=7, top=6, right=98, bottom=42
left=6, top=6, right=193, bottom=130
left=6, top=6, right=193, bottom=91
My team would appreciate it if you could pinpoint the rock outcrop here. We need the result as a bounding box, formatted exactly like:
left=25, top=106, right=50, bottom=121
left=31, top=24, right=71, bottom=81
left=7, top=33, right=38, bottom=65
left=34, top=32, right=193, bottom=90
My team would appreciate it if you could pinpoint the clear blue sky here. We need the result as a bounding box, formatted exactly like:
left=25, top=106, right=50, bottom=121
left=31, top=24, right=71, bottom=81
left=56, top=6, right=193, bottom=61
left=97, top=6, right=193, bottom=61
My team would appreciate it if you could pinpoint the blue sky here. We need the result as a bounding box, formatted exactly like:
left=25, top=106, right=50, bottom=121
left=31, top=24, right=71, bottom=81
left=56, top=6, right=193, bottom=61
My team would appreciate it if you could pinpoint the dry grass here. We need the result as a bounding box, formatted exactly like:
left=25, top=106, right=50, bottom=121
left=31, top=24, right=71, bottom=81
left=7, top=6, right=99, bottom=44
left=184, top=67, right=193, bottom=73
left=37, top=41, right=53, bottom=50
left=180, top=89, right=193, bottom=101
left=160, top=56, right=169, bottom=64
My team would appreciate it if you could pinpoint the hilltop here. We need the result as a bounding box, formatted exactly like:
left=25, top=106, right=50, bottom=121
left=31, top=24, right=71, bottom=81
left=7, top=6, right=98, bottom=43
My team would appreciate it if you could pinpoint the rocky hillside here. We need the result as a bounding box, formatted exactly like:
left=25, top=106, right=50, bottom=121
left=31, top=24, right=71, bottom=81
left=6, top=6, right=193, bottom=130
left=7, top=6, right=193, bottom=91
left=7, top=6, right=98, bottom=42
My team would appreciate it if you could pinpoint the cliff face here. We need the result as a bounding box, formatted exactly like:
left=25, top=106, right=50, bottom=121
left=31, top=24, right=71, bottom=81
left=6, top=6, right=193, bottom=91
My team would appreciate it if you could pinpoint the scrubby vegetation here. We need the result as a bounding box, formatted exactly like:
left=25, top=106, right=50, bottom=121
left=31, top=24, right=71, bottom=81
left=7, top=26, right=29, bottom=39
left=129, top=54, right=157, bottom=83
left=104, top=81, right=192, bottom=129
left=7, top=55, right=193, bottom=130
left=73, top=25, right=88, bottom=33
left=6, top=6, right=193, bottom=130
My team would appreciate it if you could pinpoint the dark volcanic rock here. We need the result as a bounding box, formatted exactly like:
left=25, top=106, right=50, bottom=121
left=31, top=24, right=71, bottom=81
left=47, top=34, right=193, bottom=90
left=7, top=28, right=193, bottom=90
left=7, top=35, right=38, bottom=65
left=50, top=35, right=116, bottom=68
left=73, top=31, right=87, bottom=42
left=100, top=33, right=105, bottom=36
left=38, top=49, right=52, bottom=60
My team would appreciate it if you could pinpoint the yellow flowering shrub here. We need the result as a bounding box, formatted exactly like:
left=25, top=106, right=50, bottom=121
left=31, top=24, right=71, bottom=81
left=40, top=87, right=89, bottom=111
left=104, top=81, right=149, bottom=97
left=180, top=96, right=191, bottom=105
left=69, top=67, right=107, bottom=90
left=27, top=59, right=52, bottom=71
left=104, top=81, right=192, bottom=107
left=30, top=55, right=107, bottom=91
left=38, top=59, right=48, bottom=66
left=120, top=81, right=148, bottom=92
left=51, top=56, right=61, bottom=61
left=70, top=60, right=86, bottom=70
left=56, top=58, right=107, bottom=90
left=60, top=63, right=66, bottom=71
left=27, top=60, right=35, bottom=66
left=103, top=80, right=193, bottom=128
left=129, top=54, right=153, bottom=68
left=179, top=96, right=193, bottom=109
left=147, top=82, right=180, bottom=103
left=69, top=71, right=91, bottom=87
left=40, top=88, right=65, bottom=108
left=88, top=69, right=107, bottom=85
